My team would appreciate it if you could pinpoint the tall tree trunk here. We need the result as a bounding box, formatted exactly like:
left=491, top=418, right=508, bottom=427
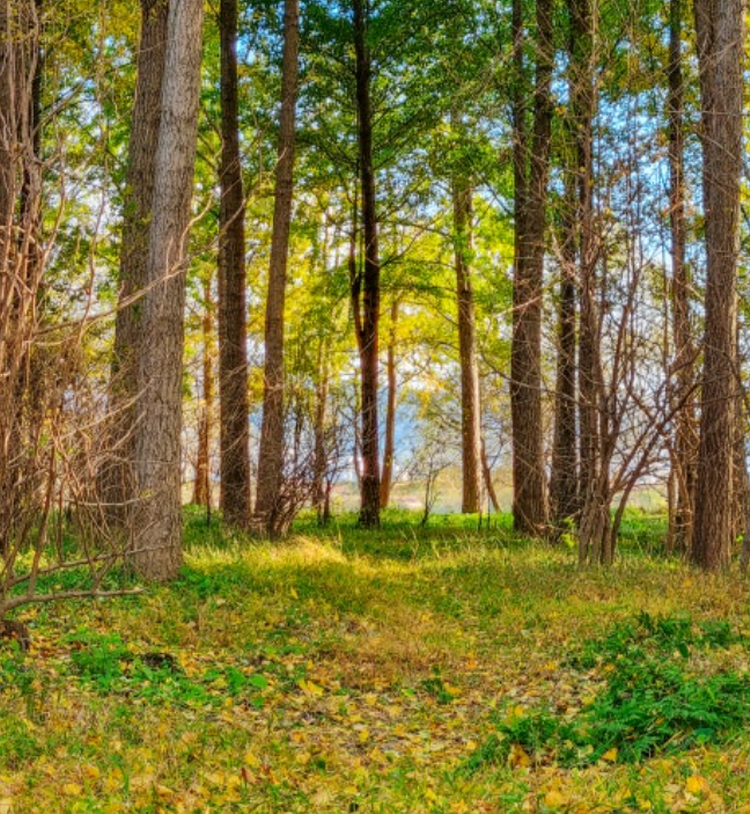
left=691, top=0, right=744, bottom=570
left=254, top=0, right=300, bottom=537
left=217, top=0, right=251, bottom=528
left=192, top=277, right=214, bottom=509
left=108, top=0, right=168, bottom=523
left=454, top=179, right=482, bottom=514
left=353, top=0, right=380, bottom=528
left=549, top=170, right=578, bottom=531
left=0, top=0, right=41, bottom=557
left=312, top=338, right=330, bottom=524
left=130, top=0, right=204, bottom=580
left=667, top=0, right=696, bottom=552
left=510, top=0, right=552, bottom=536
left=380, top=299, right=398, bottom=509
left=567, top=0, right=609, bottom=565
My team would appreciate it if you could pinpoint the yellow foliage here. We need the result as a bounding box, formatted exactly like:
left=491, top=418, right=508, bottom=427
left=509, top=744, right=531, bottom=768
left=685, top=774, right=710, bottom=796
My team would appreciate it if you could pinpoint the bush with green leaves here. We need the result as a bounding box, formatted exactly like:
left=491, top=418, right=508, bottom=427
left=466, top=613, right=750, bottom=772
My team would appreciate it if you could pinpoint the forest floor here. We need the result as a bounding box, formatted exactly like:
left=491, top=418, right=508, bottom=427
left=2, top=510, right=750, bottom=813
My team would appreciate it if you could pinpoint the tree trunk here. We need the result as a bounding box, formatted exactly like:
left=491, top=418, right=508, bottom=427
left=566, top=0, right=610, bottom=565
left=380, top=299, right=398, bottom=509
left=510, top=0, right=552, bottom=536
left=108, top=0, right=168, bottom=524
left=218, top=0, right=251, bottom=528
left=454, top=179, right=482, bottom=514
left=130, top=0, right=204, bottom=580
left=312, top=339, right=330, bottom=524
left=667, top=0, right=696, bottom=553
left=481, top=439, right=501, bottom=512
left=192, top=277, right=214, bottom=509
left=254, top=0, right=300, bottom=537
left=0, top=0, right=41, bottom=558
left=353, top=0, right=380, bottom=528
left=691, top=0, right=744, bottom=570
left=549, top=169, right=578, bottom=532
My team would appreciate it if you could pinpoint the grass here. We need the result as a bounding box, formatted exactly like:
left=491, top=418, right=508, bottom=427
left=1, top=509, right=750, bottom=812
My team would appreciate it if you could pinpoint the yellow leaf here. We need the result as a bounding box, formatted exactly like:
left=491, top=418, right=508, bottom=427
left=81, top=764, right=101, bottom=781
left=244, top=751, right=260, bottom=768
left=601, top=747, right=618, bottom=763
left=0, top=799, right=11, bottom=814
left=155, top=784, right=175, bottom=799
left=62, top=783, right=83, bottom=797
left=289, top=587, right=299, bottom=599
left=510, top=744, right=531, bottom=768
left=298, top=679, right=324, bottom=696
left=544, top=788, right=566, bottom=808
left=685, top=775, right=710, bottom=796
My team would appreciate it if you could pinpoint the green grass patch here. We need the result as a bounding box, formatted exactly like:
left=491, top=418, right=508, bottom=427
left=466, top=612, right=750, bottom=772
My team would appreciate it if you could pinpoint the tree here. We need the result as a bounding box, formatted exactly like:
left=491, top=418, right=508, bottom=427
left=192, top=275, right=214, bottom=511
left=254, top=0, right=301, bottom=537
left=666, top=0, right=696, bottom=554
left=130, top=0, right=205, bottom=579
left=510, top=0, right=552, bottom=536
left=217, top=0, right=251, bottom=528
left=453, top=177, right=482, bottom=514
left=352, top=0, right=381, bottom=528
left=691, top=0, right=745, bottom=570
left=107, top=0, right=168, bottom=526
left=379, top=297, right=399, bottom=508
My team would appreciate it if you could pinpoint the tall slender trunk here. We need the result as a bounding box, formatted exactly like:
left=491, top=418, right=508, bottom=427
left=379, top=299, right=398, bottom=508
left=567, top=0, right=609, bottom=565
left=193, top=277, right=214, bottom=509
left=549, top=171, right=578, bottom=531
left=254, top=0, right=300, bottom=536
left=353, top=0, right=380, bottom=528
left=218, top=0, right=251, bottom=528
left=510, top=0, right=552, bottom=536
left=691, top=0, right=744, bottom=570
left=481, top=439, right=501, bottom=512
left=312, top=339, right=330, bottom=524
left=130, top=0, right=205, bottom=580
left=108, top=0, right=168, bottom=522
left=0, top=0, right=41, bottom=557
left=667, top=0, right=695, bottom=552
left=454, top=179, right=482, bottom=514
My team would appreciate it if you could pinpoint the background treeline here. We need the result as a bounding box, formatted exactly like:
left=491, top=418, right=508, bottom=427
left=0, top=0, right=746, bottom=590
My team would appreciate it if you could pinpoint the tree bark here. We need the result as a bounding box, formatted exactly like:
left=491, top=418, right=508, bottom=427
left=667, top=0, right=696, bottom=553
left=454, top=179, right=482, bottom=514
left=691, top=0, right=744, bottom=570
left=379, top=298, right=398, bottom=509
left=353, top=0, right=380, bottom=528
left=0, top=0, right=41, bottom=558
left=549, top=171, right=578, bottom=531
left=192, top=277, right=214, bottom=509
left=564, top=0, right=611, bottom=565
left=254, top=0, right=300, bottom=536
left=481, top=439, right=501, bottom=512
left=510, top=0, right=552, bottom=536
left=217, top=0, right=251, bottom=528
left=130, top=0, right=204, bottom=580
left=312, top=339, right=330, bottom=524
left=109, top=0, right=169, bottom=523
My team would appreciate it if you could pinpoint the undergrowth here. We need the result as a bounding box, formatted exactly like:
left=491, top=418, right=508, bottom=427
left=466, top=611, right=750, bottom=772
